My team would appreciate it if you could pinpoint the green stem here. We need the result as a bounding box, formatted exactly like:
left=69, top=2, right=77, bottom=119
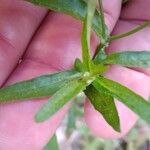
left=110, top=22, right=150, bottom=41
left=93, top=44, right=106, bottom=60
left=98, top=0, right=106, bottom=43
left=93, top=0, right=109, bottom=61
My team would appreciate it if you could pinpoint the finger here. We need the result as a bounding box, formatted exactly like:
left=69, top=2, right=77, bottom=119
left=121, top=0, right=150, bottom=21
left=0, top=0, right=47, bottom=85
left=107, top=0, right=150, bottom=75
left=24, top=0, right=122, bottom=70
left=0, top=0, right=122, bottom=148
left=0, top=13, right=80, bottom=149
left=0, top=66, right=69, bottom=149
left=85, top=0, right=150, bottom=138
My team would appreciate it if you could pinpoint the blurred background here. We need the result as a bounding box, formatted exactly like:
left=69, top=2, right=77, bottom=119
left=56, top=96, right=150, bottom=150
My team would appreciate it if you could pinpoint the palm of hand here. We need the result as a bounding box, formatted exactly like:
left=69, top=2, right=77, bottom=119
left=0, top=0, right=150, bottom=149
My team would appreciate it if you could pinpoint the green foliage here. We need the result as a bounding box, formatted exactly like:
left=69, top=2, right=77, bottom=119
left=102, top=51, right=150, bottom=68
left=67, top=107, right=76, bottom=130
left=44, top=134, right=59, bottom=150
left=74, top=58, right=86, bottom=72
left=110, top=21, right=150, bottom=41
left=66, top=106, right=77, bottom=136
left=93, top=77, right=150, bottom=123
left=35, top=79, right=87, bottom=122
left=0, top=0, right=150, bottom=149
left=98, top=0, right=109, bottom=44
left=0, top=70, right=82, bottom=101
left=26, top=0, right=103, bottom=38
left=85, top=85, right=120, bottom=131
left=81, top=0, right=96, bottom=71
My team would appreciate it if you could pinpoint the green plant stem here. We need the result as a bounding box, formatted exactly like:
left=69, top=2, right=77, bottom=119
left=81, top=0, right=97, bottom=72
left=98, top=0, right=106, bottom=43
left=26, top=0, right=103, bottom=39
left=93, top=0, right=109, bottom=61
left=110, top=22, right=150, bottom=41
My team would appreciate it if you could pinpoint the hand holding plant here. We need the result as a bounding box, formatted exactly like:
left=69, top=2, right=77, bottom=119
left=0, top=0, right=150, bottom=149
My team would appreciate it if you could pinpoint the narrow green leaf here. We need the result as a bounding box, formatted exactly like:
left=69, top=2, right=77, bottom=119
left=91, top=63, right=108, bottom=75
left=93, top=77, right=150, bottom=123
left=44, top=134, right=59, bottom=150
left=74, top=58, right=108, bottom=75
left=86, top=0, right=97, bottom=45
left=35, top=80, right=87, bottom=122
left=102, top=51, right=150, bottom=68
left=81, top=18, right=92, bottom=71
left=0, top=70, right=82, bottom=101
left=93, top=44, right=107, bottom=61
left=85, top=85, right=120, bottom=132
left=110, top=22, right=150, bottom=41
left=81, top=0, right=96, bottom=71
left=98, top=0, right=109, bottom=43
left=92, top=0, right=109, bottom=59
left=67, top=107, right=76, bottom=129
left=26, top=0, right=103, bottom=38
left=66, top=106, right=76, bottom=136
left=74, top=58, right=86, bottom=72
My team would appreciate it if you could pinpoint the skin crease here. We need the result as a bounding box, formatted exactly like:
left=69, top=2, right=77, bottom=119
left=0, top=0, right=149, bottom=149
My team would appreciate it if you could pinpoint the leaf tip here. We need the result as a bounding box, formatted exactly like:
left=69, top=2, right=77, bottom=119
left=34, top=112, right=45, bottom=123
left=114, top=125, right=121, bottom=133
left=111, top=114, right=121, bottom=133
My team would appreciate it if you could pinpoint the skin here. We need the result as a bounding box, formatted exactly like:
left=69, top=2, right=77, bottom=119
left=0, top=0, right=149, bottom=149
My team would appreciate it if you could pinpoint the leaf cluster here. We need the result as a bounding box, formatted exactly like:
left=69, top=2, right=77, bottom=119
left=0, top=0, right=150, bottom=149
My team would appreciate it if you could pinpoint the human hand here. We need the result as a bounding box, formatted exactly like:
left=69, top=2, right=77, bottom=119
left=0, top=0, right=150, bottom=149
